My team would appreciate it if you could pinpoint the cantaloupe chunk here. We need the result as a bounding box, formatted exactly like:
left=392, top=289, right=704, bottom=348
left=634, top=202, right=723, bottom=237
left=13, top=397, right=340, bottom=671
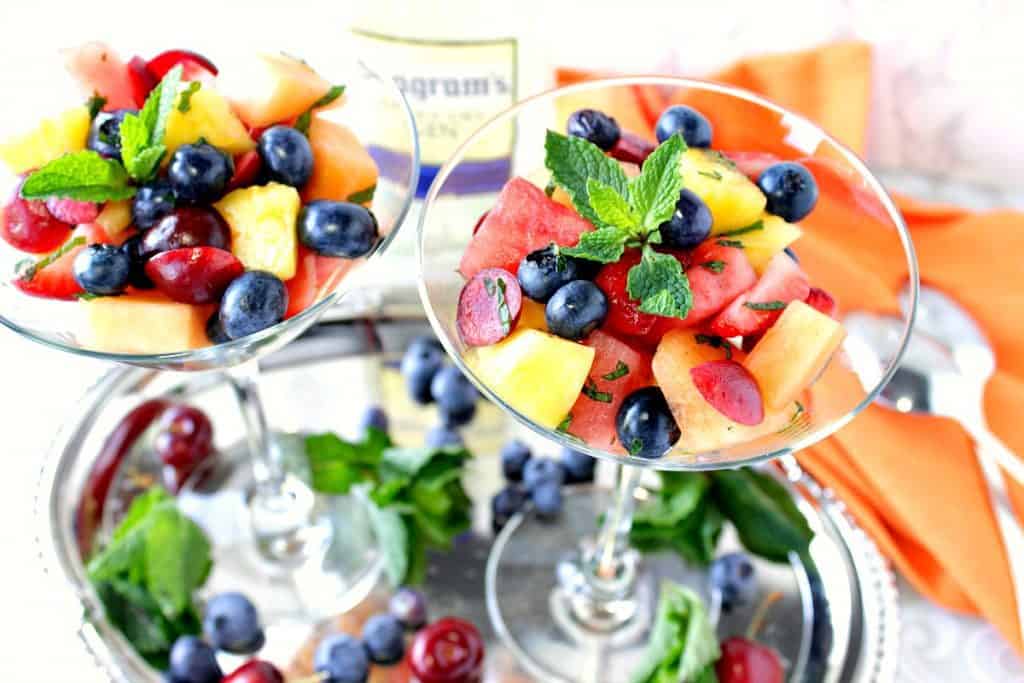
left=215, top=182, right=299, bottom=280
left=744, top=300, right=846, bottom=411
left=467, top=328, right=594, bottom=429
left=81, top=293, right=213, bottom=353
left=731, top=215, right=802, bottom=273
left=0, top=107, right=90, bottom=174
left=516, top=299, right=548, bottom=332
left=222, top=53, right=333, bottom=128
left=301, top=117, right=378, bottom=204
left=164, top=85, right=255, bottom=157
left=653, top=330, right=797, bottom=453
left=679, top=148, right=766, bottom=233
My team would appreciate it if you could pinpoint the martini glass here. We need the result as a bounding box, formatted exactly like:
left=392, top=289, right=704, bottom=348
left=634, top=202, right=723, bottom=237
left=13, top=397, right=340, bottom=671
left=418, top=77, right=917, bottom=681
left=0, top=49, right=419, bottom=594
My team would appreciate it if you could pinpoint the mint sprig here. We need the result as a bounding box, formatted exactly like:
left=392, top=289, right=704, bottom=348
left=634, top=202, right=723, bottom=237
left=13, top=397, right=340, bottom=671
left=120, top=65, right=183, bottom=183
left=20, top=151, right=135, bottom=202
left=546, top=131, right=693, bottom=319
left=16, top=235, right=85, bottom=282
left=631, top=582, right=720, bottom=683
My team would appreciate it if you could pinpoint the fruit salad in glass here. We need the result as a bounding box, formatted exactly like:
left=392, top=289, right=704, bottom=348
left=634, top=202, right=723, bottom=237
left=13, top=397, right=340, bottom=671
left=452, top=103, right=846, bottom=459
left=0, top=43, right=382, bottom=355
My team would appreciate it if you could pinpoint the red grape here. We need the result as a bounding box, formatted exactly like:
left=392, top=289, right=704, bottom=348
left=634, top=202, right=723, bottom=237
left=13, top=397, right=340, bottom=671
left=140, top=207, right=231, bottom=258
left=153, top=404, right=214, bottom=477
left=221, top=660, right=283, bottom=683
left=456, top=267, right=522, bottom=347
left=408, top=617, right=484, bottom=683
left=145, top=246, right=244, bottom=304
left=690, top=360, right=765, bottom=426
left=716, top=637, right=784, bottom=683
left=1, top=182, right=73, bottom=253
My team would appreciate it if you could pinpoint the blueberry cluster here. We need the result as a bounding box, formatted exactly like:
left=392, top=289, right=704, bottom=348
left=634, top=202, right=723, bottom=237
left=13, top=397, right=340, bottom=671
left=517, top=244, right=609, bottom=341
left=399, top=336, right=480, bottom=447
left=490, top=440, right=596, bottom=532
left=165, top=592, right=267, bottom=683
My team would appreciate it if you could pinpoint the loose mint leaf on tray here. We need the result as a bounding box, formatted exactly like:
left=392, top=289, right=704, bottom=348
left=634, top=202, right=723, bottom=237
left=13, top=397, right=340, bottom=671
left=367, top=500, right=409, bottom=587
left=544, top=130, right=628, bottom=228
left=627, top=244, right=693, bottom=318
left=631, top=582, right=720, bottom=683
left=20, top=151, right=135, bottom=202
left=628, top=132, right=686, bottom=234
left=304, top=428, right=390, bottom=494
left=143, top=505, right=212, bottom=619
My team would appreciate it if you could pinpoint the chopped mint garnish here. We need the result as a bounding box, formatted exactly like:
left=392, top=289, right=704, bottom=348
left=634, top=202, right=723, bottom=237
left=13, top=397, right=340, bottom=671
left=556, top=414, right=573, bottom=433
left=20, top=152, right=135, bottom=202
left=120, top=65, right=184, bottom=182
left=629, top=439, right=644, bottom=456
left=697, top=169, right=722, bottom=181
left=346, top=184, right=376, bottom=204
left=176, top=81, right=202, bottom=113
left=700, top=260, right=726, bottom=274
left=294, top=84, right=346, bottom=135
left=719, top=219, right=764, bottom=238
left=744, top=300, right=786, bottom=311
left=581, top=379, right=613, bottom=403
left=627, top=244, right=693, bottom=318
left=16, top=235, right=85, bottom=282
left=715, top=238, right=744, bottom=248
left=543, top=179, right=557, bottom=197
left=602, top=360, right=630, bottom=381
left=695, top=333, right=733, bottom=360
left=484, top=276, right=512, bottom=336
left=87, top=94, right=107, bottom=121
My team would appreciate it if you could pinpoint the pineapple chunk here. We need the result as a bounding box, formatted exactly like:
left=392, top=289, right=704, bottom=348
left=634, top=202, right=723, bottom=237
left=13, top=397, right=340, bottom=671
left=745, top=301, right=846, bottom=411
left=653, top=330, right=797, bottom=453
left=517, top=299, right=548, bottom=332
left=302, top=117, right=379, bottom=204
left=524, top=167, right=572, bottom=208
left=221, top=53, right=333, bottom=129
left=732, top=215, right=802, bottom=273
left=164, top=84, right=255, bottom=157
left=679, top=148, right=766, bottom=233
left=81, top=293, right=213, bottom=353
left=94, top=200, right=133, bottom=237
left=468, top=328, right=594, bottom=429
left=215, top=183, right=299, bottom=280
left=0, top=107, right=90, bottom=174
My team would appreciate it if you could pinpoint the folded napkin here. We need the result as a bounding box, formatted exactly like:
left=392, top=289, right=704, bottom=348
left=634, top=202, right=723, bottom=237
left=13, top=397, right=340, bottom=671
left=556, top=40, right=1024, bottom=655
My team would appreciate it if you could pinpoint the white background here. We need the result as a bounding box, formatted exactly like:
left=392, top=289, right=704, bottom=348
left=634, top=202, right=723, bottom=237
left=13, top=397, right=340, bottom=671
left=1, top=1, right=1023, bottom=680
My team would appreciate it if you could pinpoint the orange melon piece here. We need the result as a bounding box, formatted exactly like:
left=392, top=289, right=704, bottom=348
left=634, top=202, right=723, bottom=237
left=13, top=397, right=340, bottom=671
left=744, top=300, right=846, bottom=411
left=81, top=293, right=213, bottom=353
left=301, top=117, right=378, bottom=204
left=223, top=53, right=333, bottom=128
left=652, top=330, right=797, bottom=453
left=517, top=299, right=547, bottom=332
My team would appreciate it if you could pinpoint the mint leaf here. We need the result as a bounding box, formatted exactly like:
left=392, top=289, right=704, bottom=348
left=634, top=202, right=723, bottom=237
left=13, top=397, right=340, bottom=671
left=143, top=505, right=212, bottom=619
left=587, top=178, right=640, bottom=232
left=602, top=360, right=630, bottom=381
left=177, top=82, right=202, bottom=113
left=631, top=582, right=720, bottom=683
left=346, top=184, right=376, bottom=204
left=16, top=235, right=85, bottom=282
left=544, top=130, right=628, bottom=228
left=305, top=429, right=390, bottom=494
left=628, top=133, right=686, bottom=234
left=295, top=84, right=346, bottom=135
left=87, top=94, right=107, bottom=120
left=120, top=65, right=182, bottom=182
left=627, top=245, right=693, bottom=318
left=561, top=227, right=630, bottom=263
left=367, top=500, right=408, bottom=586
left=20, top=151, right=134, bottom=201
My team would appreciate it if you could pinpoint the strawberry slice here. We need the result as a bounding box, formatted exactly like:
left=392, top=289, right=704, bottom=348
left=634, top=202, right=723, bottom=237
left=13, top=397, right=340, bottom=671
left=708, top=252, right=810, bottom=337
left=146, top=49, right=219, bottom=79
left=228, top=150, right=262, bottom=190
left=805, top=286, right=838, bottom=318
left=13, top=224, right=114, bottom=300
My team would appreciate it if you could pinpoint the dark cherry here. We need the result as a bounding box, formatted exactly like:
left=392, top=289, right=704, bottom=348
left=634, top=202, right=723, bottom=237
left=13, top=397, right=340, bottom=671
left=139, top=207, right=231, bottom=260
left=153, top=404, right=214, bottom=476
left=221, top=660, right=283, bottom=683
left=408, top=617, right=484, bottom=683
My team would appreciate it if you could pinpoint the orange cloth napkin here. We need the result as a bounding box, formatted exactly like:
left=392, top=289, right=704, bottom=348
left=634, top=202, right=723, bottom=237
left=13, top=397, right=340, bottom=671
left=557, top=40, right=1024, bottom=655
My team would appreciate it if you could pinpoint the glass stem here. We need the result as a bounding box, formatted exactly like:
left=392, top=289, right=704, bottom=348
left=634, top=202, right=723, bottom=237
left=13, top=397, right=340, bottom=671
left=226, top=359, right=281, bottom=484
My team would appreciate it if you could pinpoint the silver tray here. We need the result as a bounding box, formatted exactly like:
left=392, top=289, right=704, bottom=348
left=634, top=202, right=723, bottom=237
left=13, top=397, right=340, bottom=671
left=35, top=314, right=899, bottom=682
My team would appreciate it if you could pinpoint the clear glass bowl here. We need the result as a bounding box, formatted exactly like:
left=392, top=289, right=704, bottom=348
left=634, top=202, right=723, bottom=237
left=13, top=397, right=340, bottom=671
left=418, top=76, right=918, bottom=470
left=0, top=46, right=419, bottom=371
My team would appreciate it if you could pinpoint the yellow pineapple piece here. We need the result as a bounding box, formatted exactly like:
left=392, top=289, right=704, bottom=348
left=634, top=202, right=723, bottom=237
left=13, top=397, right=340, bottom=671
left=0, top=107, right=90, bottom=174
left=164, top=84, right=255, bottom=157
left=215, top=183, right=299, bottom=280
left=731, top=215, right=802, bottom=273
left=467, top=328, right=594, bottom=429
left=95, top=200, right=132, bottom=237
left=745, top=301, right=846, bottom=411
left=81, top=293, right=213, bottom=353
left=653, top=330, right=797, bottom=453
left=679, top=148, right=766, bottom=233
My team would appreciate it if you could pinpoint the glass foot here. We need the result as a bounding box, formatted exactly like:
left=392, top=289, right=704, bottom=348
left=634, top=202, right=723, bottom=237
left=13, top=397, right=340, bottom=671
left=486, top=486, right=815, bottom=683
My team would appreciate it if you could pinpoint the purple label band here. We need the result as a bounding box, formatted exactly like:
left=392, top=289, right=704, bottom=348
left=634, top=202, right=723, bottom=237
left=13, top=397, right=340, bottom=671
left=369, top=146, right=512, bottom=198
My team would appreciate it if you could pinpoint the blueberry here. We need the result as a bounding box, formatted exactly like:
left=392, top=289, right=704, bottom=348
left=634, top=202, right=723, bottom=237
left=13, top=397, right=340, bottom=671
left=73, top=244, right=131, bottom=295
left=658, top=188, right=712, bottom=248
left=87, top=108, right=135, bottom=160
left=545, top=280, right=608, bottom=341
left=298, top=200, right=380, bottom=258
left=441, top=402, right=476, bottom=428
left=168, top=142, right=233, bottom=204
left=559, top=446, right=595, bottom=485
left=219, top=271, right=288, bottom=340
left=258, top=125, right=314, bottom=188
left=655, top=105, right=713, bottom=147
left=566, top=108, right=620, bottom=151
left=531, top=481, right=563, bottom=519
left=709, top=552, right=757, bottom=610
left=400, top=336, right=445, bottom=404
left=425, top=425, right=463, bottom=449
left=757, top=162, right=818, bottom=222
left=169, top=636, right=222, bottom=683
left=784, top=246, right=799, bottom=263
left=616, top=387, right=680, bottom=459
left=389, top=587, right=428, bottom=630
left=522, top=456, right=565, bottom=491
left=517, top=245, right=582, bottom=302
left=430, top=365, right=477, bottom=415
left=205, top=311, right=230, bottom=344
left=119, top=233, right=155, bottom=289
left=132, top=180, right=176, bottom=229
left=360, top=405, right=389, bottom=435
left=500, top=440, right=532, bottom=482
left=362, top=613, right=405, bottom=664
left=491, top=485, right=527, bottom=532
left=314, top=634, right=369, bottom=683
left=203, top=591, right=264, bottom=654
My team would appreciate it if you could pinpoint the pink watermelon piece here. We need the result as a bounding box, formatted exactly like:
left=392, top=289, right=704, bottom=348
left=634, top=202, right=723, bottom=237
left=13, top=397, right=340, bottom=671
left=459, top=177, right=594, bottom=279
left=567, top=330, right=653, bottom=452
left=708, top=252, right=810, bottom=337
left=62, top=42, right=138, bottom=111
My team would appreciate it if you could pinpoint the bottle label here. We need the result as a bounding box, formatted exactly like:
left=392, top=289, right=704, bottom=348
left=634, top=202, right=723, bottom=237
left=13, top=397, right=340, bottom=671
left=351, top=29, right=518, bottom=198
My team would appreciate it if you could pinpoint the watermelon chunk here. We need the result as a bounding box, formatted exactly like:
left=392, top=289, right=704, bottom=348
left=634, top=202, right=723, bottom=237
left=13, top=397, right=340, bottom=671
left=62, top=42, right=138, bottom=111
left=566, top=330, right=653, bottom=451
left=459, top=178, right=593, bottom=279
left=709, top=252, right=810, bottom=337
left=284, top=245, right=318, bottom=319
